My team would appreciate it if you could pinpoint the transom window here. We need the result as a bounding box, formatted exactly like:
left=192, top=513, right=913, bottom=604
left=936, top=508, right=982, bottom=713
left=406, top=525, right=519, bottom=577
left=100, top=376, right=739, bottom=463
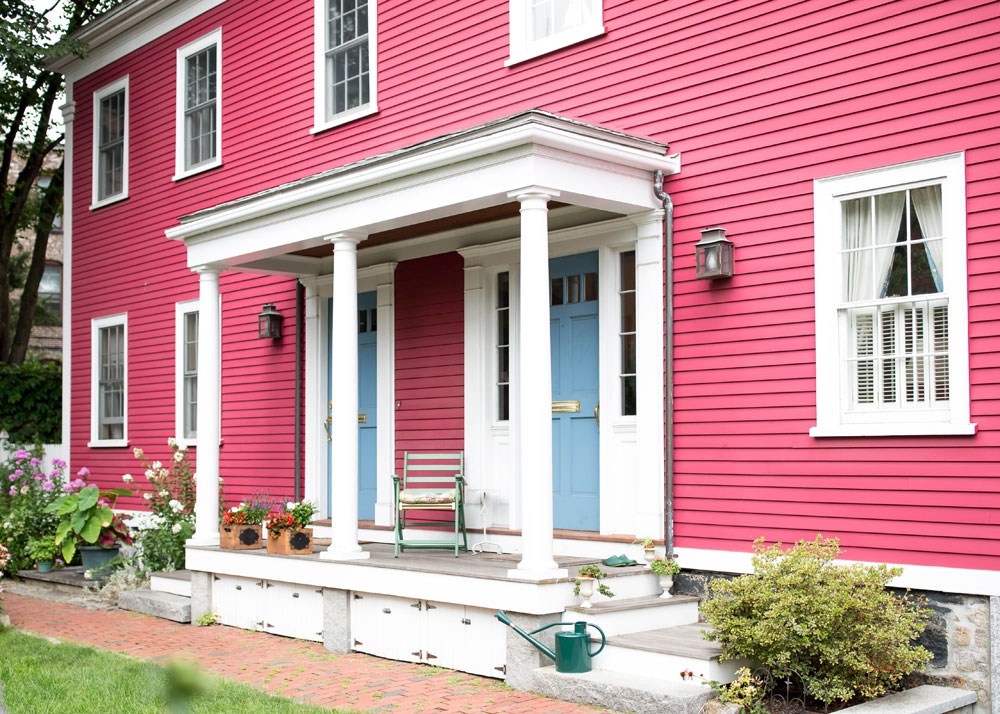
left=619, top=251, right=636, bottom=416
left=812, top=153, right=973, bottom=437
left=92, top=76, right=128, bottom=206
left=550, top=271, right=597, bottom=305
left=358, top=306, right=377, bottom=333
left=175, top=29, right=222, bottom=178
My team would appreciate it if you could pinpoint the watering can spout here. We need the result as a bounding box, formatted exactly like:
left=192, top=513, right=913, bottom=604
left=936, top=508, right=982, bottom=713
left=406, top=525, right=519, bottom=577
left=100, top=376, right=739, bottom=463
left=495, top=610, right=556, bottom=662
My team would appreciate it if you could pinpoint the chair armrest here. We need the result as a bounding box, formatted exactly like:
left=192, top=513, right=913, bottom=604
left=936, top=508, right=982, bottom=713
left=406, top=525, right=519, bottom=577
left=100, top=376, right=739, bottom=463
left=392, top=473, right=401, bottom=483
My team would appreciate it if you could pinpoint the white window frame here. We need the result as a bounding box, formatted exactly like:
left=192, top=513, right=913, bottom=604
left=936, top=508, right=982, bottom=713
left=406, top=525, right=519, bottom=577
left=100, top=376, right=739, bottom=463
left=174, top=298, right=222, bottom=448
left=174, top=28, right=223, bottom=180
left=506, top=0, right=605, bottom=66
left=811, top=153, right=975, bottom=437
left=488, top=265, right=516, bottom=425
left=90, top=75, right=129, bottom=209
left=312, top=0, right=378, bottom=134
left=89, top=312, right=128, bottom=447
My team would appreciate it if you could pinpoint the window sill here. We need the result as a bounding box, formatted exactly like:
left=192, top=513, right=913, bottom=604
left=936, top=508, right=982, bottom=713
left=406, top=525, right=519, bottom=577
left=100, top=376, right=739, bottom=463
left=88, top=439, right=129, bottom=448
left=89, top=193, right=128, bottom=211
left=311, top=104, right=378, bottom=135
left=810, top=422, right=977, bottom=438
left=505, top=25, right=606, bottom=67
left=173, top=158, right=222, bottom=182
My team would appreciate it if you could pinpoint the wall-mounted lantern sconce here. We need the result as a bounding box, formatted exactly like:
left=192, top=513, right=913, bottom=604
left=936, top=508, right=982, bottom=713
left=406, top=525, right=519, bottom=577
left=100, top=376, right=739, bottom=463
left=695, top=227, right=734, bottom=279
left=258, top=303, right=283, bottom=339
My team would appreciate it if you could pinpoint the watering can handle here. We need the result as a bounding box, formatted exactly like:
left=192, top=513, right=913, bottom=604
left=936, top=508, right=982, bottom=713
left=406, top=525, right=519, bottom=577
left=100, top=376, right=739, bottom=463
left=587, top=622, right=606, bottom=658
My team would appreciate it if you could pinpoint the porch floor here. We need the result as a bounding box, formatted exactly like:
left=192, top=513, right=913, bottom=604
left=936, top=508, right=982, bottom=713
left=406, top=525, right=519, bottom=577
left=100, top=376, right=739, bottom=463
left=188, top=541, right=650, bottom=583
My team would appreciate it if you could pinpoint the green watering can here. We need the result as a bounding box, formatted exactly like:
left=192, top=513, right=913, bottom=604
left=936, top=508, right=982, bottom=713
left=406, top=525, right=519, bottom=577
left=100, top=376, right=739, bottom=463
left=496, top=610, right=606, bottom=673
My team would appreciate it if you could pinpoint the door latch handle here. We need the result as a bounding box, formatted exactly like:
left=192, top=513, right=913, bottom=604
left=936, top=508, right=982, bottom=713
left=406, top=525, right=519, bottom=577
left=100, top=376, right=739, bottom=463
left=595, top=401, right=600, bottom=428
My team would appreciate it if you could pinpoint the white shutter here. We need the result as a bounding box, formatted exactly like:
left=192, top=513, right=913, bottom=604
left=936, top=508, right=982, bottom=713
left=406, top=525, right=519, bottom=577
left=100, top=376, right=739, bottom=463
left=903, top=305, right=926, bottom=404
left=880, top=308, right=897, bottom=405
left=854, top=312, right=874, bottom=405
left=932, top=304, right=949, bottom=402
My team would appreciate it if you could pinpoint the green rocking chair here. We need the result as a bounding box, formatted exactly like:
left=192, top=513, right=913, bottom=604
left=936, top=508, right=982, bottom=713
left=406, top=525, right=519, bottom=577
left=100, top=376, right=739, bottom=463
left=392, top=452, right=468, bottom=557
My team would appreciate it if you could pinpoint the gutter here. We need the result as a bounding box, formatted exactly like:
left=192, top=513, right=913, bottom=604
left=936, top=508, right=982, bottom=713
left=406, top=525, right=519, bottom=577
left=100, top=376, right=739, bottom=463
left=653, top=170, right=675, bottom=559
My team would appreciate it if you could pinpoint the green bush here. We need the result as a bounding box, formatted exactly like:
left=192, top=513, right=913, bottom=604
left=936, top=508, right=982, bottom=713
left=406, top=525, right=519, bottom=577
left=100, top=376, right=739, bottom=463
left=701, top=536, right=931, bottom=705
left=0, top=361, right=60, bottom=443
left=0, top=446, right=63, bottom=574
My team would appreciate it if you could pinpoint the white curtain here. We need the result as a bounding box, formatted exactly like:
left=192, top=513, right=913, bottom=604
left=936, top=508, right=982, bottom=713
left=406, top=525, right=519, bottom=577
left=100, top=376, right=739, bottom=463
left=844, top=198, right=872, bottom=301
left=912, top=184, right=944, bottom=292
left=875, top=191, right=906, bottom=298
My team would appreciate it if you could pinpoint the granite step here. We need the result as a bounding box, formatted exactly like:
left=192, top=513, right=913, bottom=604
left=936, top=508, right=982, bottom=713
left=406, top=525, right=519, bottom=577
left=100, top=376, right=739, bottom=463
left=532, top=665, right=715, bottom=714
left=118, top=589, right=191, bottom=623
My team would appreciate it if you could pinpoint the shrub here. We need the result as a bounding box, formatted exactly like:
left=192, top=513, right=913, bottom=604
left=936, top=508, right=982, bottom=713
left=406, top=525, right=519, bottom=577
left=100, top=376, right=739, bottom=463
left=701, top=536, right=931, bottom=705
left=0, top=447, right=64, bottom=574
left=128, top=440, right=196, bottom=572
left=0, top=361, right=61, bottom=443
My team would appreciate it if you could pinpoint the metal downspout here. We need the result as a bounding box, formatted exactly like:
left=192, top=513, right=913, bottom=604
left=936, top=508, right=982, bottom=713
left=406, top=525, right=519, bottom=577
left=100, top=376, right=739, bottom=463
left=294, top=279, right=304, bottom=503
left=653, top=170, right=675, bottom=559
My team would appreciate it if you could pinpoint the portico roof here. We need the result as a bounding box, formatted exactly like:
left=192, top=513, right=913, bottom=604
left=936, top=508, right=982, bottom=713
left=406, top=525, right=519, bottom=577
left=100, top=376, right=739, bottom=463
left=166, top=110, right=680, bottom=272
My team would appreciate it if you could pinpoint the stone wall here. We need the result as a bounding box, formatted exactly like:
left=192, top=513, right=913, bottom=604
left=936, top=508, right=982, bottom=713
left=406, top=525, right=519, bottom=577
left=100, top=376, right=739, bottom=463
left=674, top=569, right=991, bottom=714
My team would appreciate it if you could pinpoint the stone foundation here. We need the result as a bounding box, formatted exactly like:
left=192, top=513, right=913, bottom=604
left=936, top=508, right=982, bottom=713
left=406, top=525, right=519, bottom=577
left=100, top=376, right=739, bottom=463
left=676, top=569, right=991, bottom=714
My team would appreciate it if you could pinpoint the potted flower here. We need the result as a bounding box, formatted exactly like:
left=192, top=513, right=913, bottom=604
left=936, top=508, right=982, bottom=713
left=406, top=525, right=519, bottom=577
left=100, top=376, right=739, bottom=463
left=573, top=563, right=614, bottom=609
left=45, top=478, right=132, bottom=580
left=220, top=493, right=270, bottom=550
left=634, top=536, right=657, bottom=568
left=650, top=556, right=681, bottom=598
left=27, top=536, right=59, bottom=573
left=266, top=501, right=317, bottom=555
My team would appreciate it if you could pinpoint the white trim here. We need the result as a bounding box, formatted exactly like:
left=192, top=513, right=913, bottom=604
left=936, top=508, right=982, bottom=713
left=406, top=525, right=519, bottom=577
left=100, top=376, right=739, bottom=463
left=812, top=153, right=974, bottom=438
left=52, top=0, right=228, bottom=77
left=506, top=0, right=605, bottom=66
left=89, top=312, right=128, bottom=448
left=374, top=272, right=395, bottom=526
left=61, top=92, right=75, bottom=469
left=174, top=297, right=222, bottom=448
left=173, top=28, right=223, bottom=181
left=674, top=546, right=1000, bottom=597
left=303, top=282, right=324, bottom=514
left=90, top=75, right=129, bottom=209
left=312, top=0, right=378, bottom=134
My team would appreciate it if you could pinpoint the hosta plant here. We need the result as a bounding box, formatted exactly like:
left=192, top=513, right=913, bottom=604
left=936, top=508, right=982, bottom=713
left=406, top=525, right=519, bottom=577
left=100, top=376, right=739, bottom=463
left=701, top=536, right=931, bottom=705
left=45, top=480, right=132, bottom=562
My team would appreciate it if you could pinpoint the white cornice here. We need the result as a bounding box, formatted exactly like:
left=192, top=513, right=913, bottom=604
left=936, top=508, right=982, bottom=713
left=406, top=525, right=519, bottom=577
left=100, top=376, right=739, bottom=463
left=167, top=111, right=679, bottom=245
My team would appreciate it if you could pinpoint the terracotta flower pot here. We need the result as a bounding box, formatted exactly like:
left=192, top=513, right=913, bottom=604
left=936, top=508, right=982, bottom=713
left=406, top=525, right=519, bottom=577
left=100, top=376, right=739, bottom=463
left=267, top=527, right=314, bottom=555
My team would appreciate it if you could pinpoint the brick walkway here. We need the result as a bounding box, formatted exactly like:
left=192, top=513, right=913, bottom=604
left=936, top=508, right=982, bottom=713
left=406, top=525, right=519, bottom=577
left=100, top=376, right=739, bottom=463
left=3, top=593, right=613, bottom=714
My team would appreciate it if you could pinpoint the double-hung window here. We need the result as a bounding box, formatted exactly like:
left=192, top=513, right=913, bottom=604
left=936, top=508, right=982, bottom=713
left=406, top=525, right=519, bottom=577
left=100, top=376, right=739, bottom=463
left=507, top=0, right=604, bottom=65
left=91, top=76, right=128, bottom=207
left=812, top=153, right=974, bottom=437
left=90, top=314, right=127, bottom=446
left=314, top=0, right=377, bottom=132
left=176, top=301, right=199, bottom=444
left=175, top=29, right=222, bottom=179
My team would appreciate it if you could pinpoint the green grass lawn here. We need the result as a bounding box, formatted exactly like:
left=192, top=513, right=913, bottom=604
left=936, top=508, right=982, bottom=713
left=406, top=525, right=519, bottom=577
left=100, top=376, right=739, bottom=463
left=0, top=628, right=347, bottom=714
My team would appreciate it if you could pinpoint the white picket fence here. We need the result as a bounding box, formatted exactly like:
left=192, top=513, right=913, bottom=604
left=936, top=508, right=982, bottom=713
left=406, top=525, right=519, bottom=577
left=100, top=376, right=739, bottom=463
left=0, top=438, right=68, bottom=473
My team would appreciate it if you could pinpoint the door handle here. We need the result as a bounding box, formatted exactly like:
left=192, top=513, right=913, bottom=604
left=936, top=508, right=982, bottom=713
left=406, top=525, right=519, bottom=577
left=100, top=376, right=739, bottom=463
left=595, top=401, right=600, bottom=428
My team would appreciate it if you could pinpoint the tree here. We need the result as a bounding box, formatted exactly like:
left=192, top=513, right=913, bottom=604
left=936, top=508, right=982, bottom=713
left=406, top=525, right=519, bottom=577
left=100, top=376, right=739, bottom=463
left=1, top=0, right=119, bottom=364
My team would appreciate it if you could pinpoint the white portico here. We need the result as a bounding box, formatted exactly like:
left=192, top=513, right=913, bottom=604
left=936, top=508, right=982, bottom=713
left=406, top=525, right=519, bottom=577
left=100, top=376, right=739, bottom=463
left=173, top=111, right=679, bottom=579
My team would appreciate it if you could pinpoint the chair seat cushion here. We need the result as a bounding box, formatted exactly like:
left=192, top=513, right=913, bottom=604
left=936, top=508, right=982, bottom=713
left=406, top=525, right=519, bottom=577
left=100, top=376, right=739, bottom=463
left=399, top=488, right=456, bottom=505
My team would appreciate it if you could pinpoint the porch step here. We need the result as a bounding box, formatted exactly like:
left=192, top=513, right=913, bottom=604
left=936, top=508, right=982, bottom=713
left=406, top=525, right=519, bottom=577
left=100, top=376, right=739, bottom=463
left=531, top=665, right=715, bottom=714
left=565, top=594, right=700, bottom=636
left=17, top=566, right=90, bottom=594
left=592, top=623, right=745, bottom=684
left=118, top=589, right=191, bottom=623
left=149, top=570, right=192, bottom=597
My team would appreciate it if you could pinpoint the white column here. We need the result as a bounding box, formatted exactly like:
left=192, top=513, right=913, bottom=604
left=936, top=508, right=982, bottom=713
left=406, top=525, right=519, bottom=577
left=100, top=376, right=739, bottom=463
left=189, top=265, right=222, bottom=546
left=302, top=281, right=324, bottom=514
left=630, top=210, right=667, bottom=538
left=321, top=232, right=370, bottom=560
left=374, top=272, right=396, bottom=527
left=507, top=188, right=567, bottom=580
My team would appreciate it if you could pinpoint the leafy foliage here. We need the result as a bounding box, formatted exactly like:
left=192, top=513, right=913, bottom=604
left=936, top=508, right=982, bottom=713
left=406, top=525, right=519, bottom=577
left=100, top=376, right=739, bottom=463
left=45, top=477, right=132, bottom=563
left=573, top=564, right=614, bottom=598
left=26, top=534, right=58, bottom=563
left=0, top=445, right=62, bottom=574
left=129, top=440, right=196, bottom=572
left=265, top=500, right=316, bottom=537
left=0, top=360, right=60, bottom=442
left=701, top=536, right=932, bottom=705
left=649, top=556, right=680, bottom=576
left=708, top=667, right=769, bottom=714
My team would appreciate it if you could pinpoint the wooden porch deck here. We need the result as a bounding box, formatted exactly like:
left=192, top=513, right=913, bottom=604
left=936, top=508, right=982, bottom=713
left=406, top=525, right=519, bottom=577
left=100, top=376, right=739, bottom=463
left=189, top=541, right=651, bottom=584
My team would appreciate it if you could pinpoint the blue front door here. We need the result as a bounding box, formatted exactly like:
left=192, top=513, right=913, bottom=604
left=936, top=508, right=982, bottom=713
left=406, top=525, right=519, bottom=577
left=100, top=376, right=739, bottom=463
left=550, top=252, right=600, bottom=531
left=327, top=292, right=378, bottom=519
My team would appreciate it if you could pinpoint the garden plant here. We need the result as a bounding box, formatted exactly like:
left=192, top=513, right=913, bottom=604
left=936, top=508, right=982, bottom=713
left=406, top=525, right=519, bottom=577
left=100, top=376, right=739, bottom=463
left=701, top=536, right=932, bottom=706
left=265, top=501, right=317, bottom=538
left=573, top=563, right=614, bottom=598
left=0, top=447, right=65, bottom=574
left=46, top=479, right=132, bottom=563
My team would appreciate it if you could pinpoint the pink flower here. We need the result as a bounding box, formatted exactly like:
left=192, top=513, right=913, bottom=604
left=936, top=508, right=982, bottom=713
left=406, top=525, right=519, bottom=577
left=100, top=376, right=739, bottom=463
left=7, top=474, right=14, bottom=482
left=34, top=474, right=43, bottom=481
left=62, top=484, right=74, bottom=493
left=77, top=467, right=91, bottom=477
left=52, top=458, right=66, bottom=469
left=14, top=449, right=29, bottom=460
left=12, top=469, right=22, bottom=477
left=7, top=488, right=15, bottom=496
left=41, top=480, right=54, bottom=492
left=30, top=457, right=42, bottom=467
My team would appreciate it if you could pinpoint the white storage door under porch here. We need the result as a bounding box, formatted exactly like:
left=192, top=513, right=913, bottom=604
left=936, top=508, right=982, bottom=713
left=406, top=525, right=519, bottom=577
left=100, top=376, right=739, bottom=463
left=213, top=575, right=323, bottom=642
left=350, top=592, right=507, bottom=679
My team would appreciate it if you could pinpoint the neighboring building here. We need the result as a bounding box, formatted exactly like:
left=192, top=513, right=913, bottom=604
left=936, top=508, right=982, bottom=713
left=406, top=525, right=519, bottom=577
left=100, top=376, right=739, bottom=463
left=50, top=0, right=998, bottom=708
left=6, top=150, right=64, bottom=363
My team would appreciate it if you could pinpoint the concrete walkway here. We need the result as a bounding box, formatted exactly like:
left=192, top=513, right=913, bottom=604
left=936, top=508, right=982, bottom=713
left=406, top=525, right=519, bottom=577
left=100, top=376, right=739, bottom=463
left=3, top=592, right=614, bottom=714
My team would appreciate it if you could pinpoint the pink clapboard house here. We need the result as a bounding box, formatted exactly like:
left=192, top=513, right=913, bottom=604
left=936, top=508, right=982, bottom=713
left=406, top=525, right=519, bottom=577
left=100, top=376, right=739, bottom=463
left=49, top=0, right=999, bottom=706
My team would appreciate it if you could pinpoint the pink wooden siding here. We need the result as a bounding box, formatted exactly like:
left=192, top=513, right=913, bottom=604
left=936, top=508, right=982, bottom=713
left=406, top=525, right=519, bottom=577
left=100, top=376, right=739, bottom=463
left=68, top=0, right=1000, bottom=569
left=393, top=253, right=465, bottom=468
